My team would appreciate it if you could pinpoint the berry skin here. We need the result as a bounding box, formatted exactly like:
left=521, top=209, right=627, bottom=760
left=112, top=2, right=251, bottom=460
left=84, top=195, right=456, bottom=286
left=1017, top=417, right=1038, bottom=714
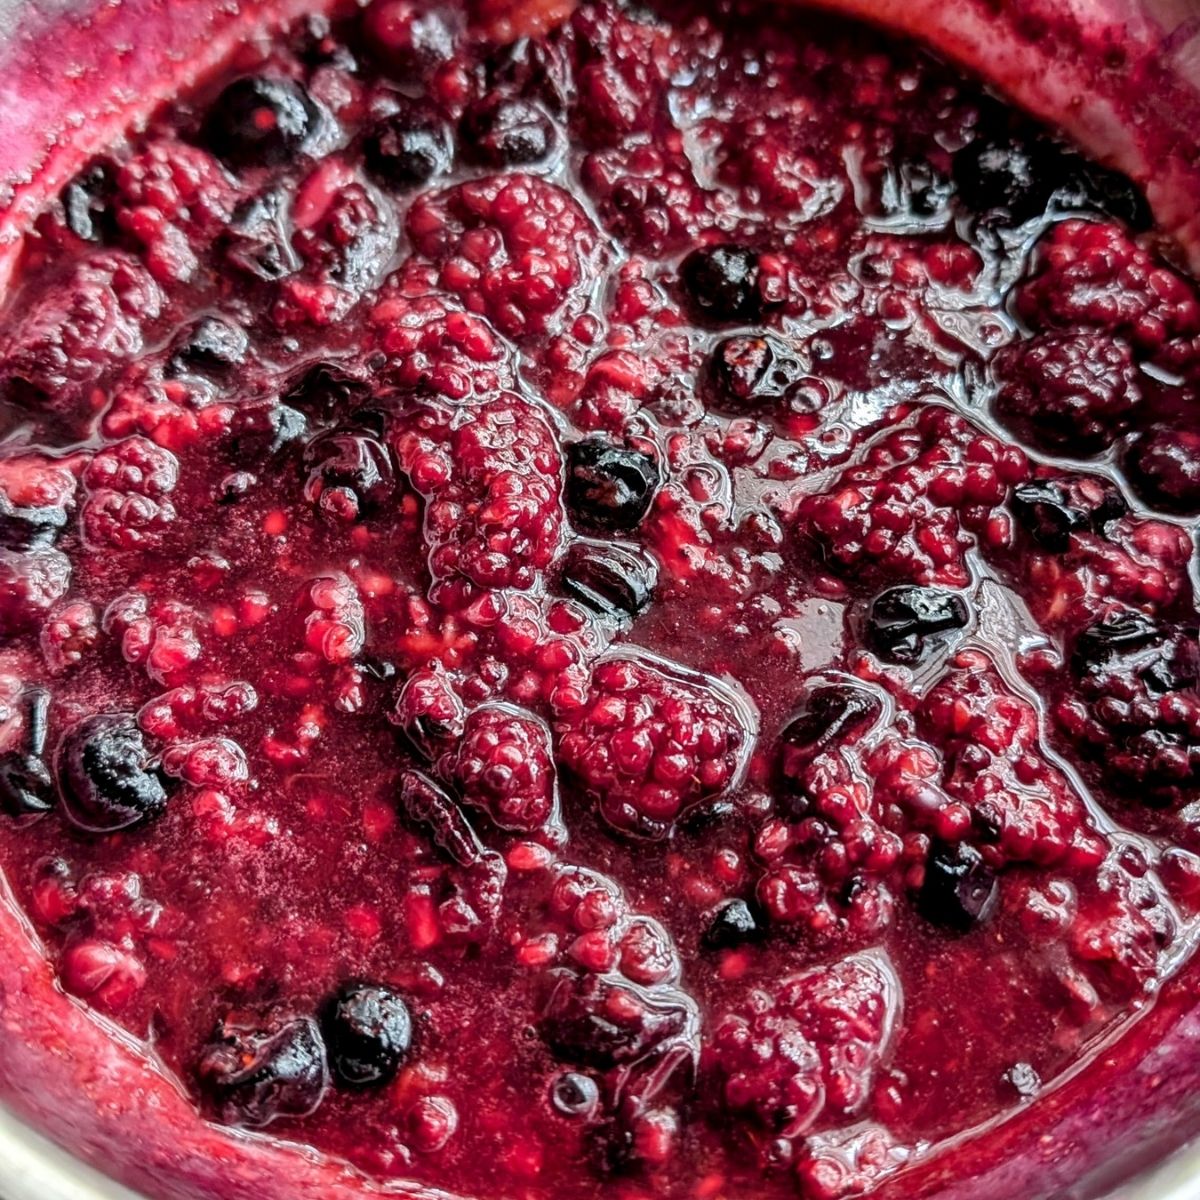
left=992, top=333, right=1140, bottom=455
left=916, top=842, right=998, bottom=932
left=0, top=752, right=54, bottom=816
left=302, top=427, right=394, bottom=520
left=1010, top=477, right=1126, bottom=554
left=167, top=315, right=248, bottom=378
left=197, top=1011, right=329, bottom=1127
left=710, top=334, right=804, bottom=409
left=201, top=76, right=320, bottom=170
left=865, top=585, right=969, bottom=664
left=680, top=244, right=764, bottom=322
left=460, top=95, right=555, bottom=167
left=711, top=953, right=899, bottom=1138
left=363, top=102, right=452, bottom=190
left=56, top=713, right=171, bottom=833
left=549, top=1071, right=600, bottom=1118
left=448, top=704, right=560, bottom=834
left=321, top=983, right=413, bottom=1088
left=702, top=898, right=763, bottom=950
left=560, top=541, right=658, bottom=621
left=951, top=134, right=1049, bottom=224
left=556, top=654, right=753, bottom=839
left=565, top=440, right=661, bottom=533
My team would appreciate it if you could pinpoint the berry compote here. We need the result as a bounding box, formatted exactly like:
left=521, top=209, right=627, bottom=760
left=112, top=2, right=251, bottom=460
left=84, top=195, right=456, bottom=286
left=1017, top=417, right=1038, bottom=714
left=2, top=1, right=1200, bottom=1197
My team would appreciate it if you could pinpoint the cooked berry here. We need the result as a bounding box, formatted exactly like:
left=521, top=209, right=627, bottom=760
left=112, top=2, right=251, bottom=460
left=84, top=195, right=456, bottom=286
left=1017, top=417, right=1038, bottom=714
left=952, top=134, right=1051, bottom=224
left=702, top=899, right=762, bottom=949
left=711, top=334, right=803, bottom=408
left=561, top=540, right=657, bottom=620
left=61, top=160, right=118, bottom=244
left=0, top=490, right=67, bottom=551
left=866, top=585, right=969, bottom=663
left=460, top=95, right=554, bottom=167
left=779, top=685, right=881, bottom=777
left=0, top=753, right=54, bottom=816
left=565, top=440, right=660, bottom=532
left=167, top=315, right=248, bottom=377
left=1010, top=479, right=1125, bottom=552
left=321, top=983, right=413, bottom=1088
left=1126, top=426, right=1200, bottom=514
left=992, top=333, right=1140, bottom=454
left=680, top=244, right=762, bottom=322
left=56, top=713, right=171, bottom=832
left=283, top=361, right=371, bottom=419
left=228, top=402, right=308, bottom=462
left=302, top=427, right=394, bottom=517
left=916, top=842, right=998, bottom=932
left=197, top=1012, right=328, bottom=1127
left=549, top=1070, right=599, bottom=1118
left=221, top=189, right=299, bottom=280
left=200, top=76, right=319, bottom=170
left=364, top=103, right=452, bottom=189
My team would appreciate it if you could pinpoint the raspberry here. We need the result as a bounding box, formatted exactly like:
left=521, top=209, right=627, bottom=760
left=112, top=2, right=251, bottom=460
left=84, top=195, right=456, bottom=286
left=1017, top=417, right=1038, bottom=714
left=1054, top=610, right=1200, bottom=805
left=878, top=652, right=1104, bottom=868
left=81, top=436, right=179, bottom=550
left=447, top=703, right=560, bottom=835
left=394, top=394, right=565, bottom=591
left=114, top=138, right=239, bottom=282
left=1014, top=219, right=1200, bottom=367
left=102, top=593, right=206, bottom=685
left=556, top=653, right=753, bottom=838
left=1, top=252, right=163, bottom=403
left=797, top=406, right=1029, bottom=588
left=992, top=333, right=1140, bottom=455
left=390, top=666, right=466, bottom=758
left=402, top=174, right=602, bottom=339
left=711, top=953, right=899, bottom=1138
left=369, top=290, right=515, bottom=401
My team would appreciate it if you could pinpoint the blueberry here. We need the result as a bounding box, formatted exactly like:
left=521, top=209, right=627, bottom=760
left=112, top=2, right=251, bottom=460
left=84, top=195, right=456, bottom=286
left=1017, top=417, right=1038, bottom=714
left=61, top=161, right=118, bottom=244
left=1010, top=482, right=1090, bottom=553
left=917, top=842, right=997, bottom=932
left=866, top=586, right=969, bottom=664
left=56, top=713, right=171, bottom=832
left=167, top=316, right=249, bottom=378
left=221, top=190, right=300, bottom=281
left=1071, top=609, right=1196, bottom=695
left=302, top=428, right=394, bottom=513
left=565, top=440, right=661, bottom=532
left=561, top=541, right=657, bottom=621
left=197, top=1012, right=328, bottom=1127
left=0, top=753, right=53, bottom=816
left=460, top=95, right=554, bottom=167
left=321, top=983, right=413, bottom=1088
left=952, top=134, right=1050, bottom=224
left=680, top=244, right=763, bottom=322
left=364, top=102, right=452, bottom=189
left=229, top=402, right=308, bottom=462
left=283, top=361, right=371, bottom=421
left=779, top=685, right=881, bottom=768
left=702, top=898, right=762, bottom=949
left=711, top=335, right=803, bottom=408
left=549, top=1071, right=599, bottom=1118
left=201, top=76, right=319, bottom=170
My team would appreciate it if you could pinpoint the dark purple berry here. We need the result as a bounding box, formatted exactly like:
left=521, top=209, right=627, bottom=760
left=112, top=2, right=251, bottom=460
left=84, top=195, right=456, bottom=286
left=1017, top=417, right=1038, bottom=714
left=917, top=842, right=998, bottom=932
left=0, top=490, right=67, bottom=551
left=201, top=76, right=319, bottom=170
left=221, top=190, right=299, bottom=281
left=56, top=712, right=170, bottom=832
left=460, top=95, right=555, bottom=167
left=302, top=428, right=394, bottom=514
left=711, top=335, right=803, bottom=408
left=364, top=103, right=452, bottom=189
left=1126, top=426, right=1200, bottom=515
left=565, top=441, right=660, bottom=532
left=321, top=983, right=413, bottom=1088
left=952, top=134, right=1050, bottom=224
left=866, top=586, right=969, bottom=664
left=168, top=315, right=249, bottom=378
left=680, top=244, right=763, bottom=322
left=702, top=898, right=763, bottom=950
left=283, top=361, right=371, bottom=420
left=198, top=1011, right=328, bottom=1127
left=561, top=541, right=657, bottom=621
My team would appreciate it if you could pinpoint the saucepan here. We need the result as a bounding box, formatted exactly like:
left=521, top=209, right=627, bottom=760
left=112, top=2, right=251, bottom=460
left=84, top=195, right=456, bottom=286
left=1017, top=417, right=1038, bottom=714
left=2, top=0, right=1200, bottom=1196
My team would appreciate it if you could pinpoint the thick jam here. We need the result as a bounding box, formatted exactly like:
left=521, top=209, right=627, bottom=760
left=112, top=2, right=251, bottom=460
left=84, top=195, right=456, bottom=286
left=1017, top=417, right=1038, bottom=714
left=1, top=2, right=1199, bottom=1197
